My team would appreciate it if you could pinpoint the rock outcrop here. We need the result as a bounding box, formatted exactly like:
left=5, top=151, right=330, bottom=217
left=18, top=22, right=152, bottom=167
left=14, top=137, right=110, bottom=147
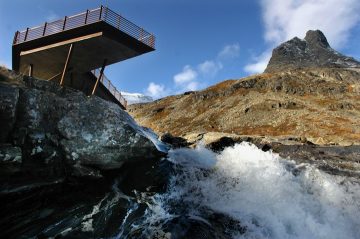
left=0, top=67, right=168, bottom=238
left=0, top=67, right=164, bottom=174
left=265, top=30, right=360, bottom=73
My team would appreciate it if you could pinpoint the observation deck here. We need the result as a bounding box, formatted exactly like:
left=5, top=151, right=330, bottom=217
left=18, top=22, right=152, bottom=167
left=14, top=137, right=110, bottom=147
left=12, top=6, right=155, bottom=109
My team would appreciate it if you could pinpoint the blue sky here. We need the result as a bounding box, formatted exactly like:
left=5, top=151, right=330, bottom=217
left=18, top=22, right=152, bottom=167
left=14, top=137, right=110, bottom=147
left=1, top=0, right=360, bottom=98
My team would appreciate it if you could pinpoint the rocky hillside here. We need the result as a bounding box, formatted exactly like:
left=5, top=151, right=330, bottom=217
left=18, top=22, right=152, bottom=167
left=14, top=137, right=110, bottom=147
left=129, top=30, right=360, bottom=146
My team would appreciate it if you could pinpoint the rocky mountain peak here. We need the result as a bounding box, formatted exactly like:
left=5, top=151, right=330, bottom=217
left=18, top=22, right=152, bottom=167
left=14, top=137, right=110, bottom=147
left=265, top=30, right=360, bottom=73
left=304, top=30, right=330, bottom=48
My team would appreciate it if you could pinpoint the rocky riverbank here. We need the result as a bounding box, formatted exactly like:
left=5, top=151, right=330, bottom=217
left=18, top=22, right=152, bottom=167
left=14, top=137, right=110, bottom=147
left=160, top=132, right=360, bottom=179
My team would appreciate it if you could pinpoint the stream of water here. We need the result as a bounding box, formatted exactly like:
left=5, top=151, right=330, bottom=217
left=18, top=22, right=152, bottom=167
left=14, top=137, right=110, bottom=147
left=127, top=142, right=360, bottom=239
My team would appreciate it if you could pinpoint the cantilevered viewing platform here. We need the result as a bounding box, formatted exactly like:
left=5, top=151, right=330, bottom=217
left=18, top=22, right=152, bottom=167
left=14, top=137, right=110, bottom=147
left=12, top=6, right=156, bottom=109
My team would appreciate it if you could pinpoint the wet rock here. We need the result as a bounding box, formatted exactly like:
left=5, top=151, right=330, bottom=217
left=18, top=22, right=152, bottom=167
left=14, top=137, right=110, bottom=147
left=261, top=143, right=272, bottom=152
left=272, top=144, right=360, bottom=178
left=57, top=96, right=164, bottom=170
left=161, top=216, right=231, bottom=239
left=0, top=68, right=168, bottom=238
left=3, top=73, right=164, bottom=173
left=0, top=84, right=19, bottom=142
left=208, top=136, right=236, bottom=152
left=0, top=144, right=22, bottom=164
left=161, top=133, right=190, bottom=148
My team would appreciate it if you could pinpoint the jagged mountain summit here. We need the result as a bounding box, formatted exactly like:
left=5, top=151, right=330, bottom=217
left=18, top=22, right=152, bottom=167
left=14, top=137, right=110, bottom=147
left=265, top=30, right=360, bottom=73
left=121, top=91, right=153, bottom=105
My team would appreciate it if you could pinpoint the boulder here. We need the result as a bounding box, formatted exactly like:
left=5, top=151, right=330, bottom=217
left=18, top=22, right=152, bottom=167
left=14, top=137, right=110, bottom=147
left=0, top=144, right=22, bottom=164
left=161, top=133, right=190, bottom=148
left=2, top=73, right=165, bottom=174
left=57, top=96, right=164, bottom=170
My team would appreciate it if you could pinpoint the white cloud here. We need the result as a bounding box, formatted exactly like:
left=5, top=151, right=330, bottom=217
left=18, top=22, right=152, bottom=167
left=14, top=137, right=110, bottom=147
left=198, top=60, right=223, bottom=77
left=185, top=81, right=200, bottom=91
left=218, top=43, right=240, bottom=59
left=174, top=65, right=197, bottom=85
left=169, top=44, right=239, bottom=94
left=145, top=82, right=167, bottom=99
left=173, top=65, right=201, bottom=92
left=244, top=52, right=272, bottom=74
left=46, top=11, right=59, bottom=22
left=245, top=0, right=360, bottom=73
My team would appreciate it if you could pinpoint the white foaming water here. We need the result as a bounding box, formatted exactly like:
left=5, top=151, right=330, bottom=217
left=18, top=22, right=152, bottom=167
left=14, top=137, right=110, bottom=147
left=145, top=142, right=360, bottom=239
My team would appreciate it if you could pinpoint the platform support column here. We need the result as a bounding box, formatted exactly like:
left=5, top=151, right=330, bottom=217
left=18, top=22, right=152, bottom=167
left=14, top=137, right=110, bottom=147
left=92, top=59, right=107, bottom=95
left=28, top=64, right=33, bottom=77
left=60, top=44, right=74, bottom=86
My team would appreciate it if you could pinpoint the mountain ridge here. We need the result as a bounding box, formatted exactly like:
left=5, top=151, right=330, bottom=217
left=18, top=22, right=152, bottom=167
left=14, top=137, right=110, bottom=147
left=128, top=30, right=360, bottom=146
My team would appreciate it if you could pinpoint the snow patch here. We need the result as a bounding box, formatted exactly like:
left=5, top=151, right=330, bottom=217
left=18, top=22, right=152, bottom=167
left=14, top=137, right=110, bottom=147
left=121, top=91, right=153, bottom=105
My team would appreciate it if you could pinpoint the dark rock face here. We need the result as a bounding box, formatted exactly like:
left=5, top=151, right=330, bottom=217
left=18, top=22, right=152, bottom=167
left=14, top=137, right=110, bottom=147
left=265, top=30, right=360, bottom=73
left=272, top=144, right=360, bottom=178
left=0, top=84, right=19, bottom=142
left=304, top=30, right=330, bottom=48
left=0, top=67, right=168, bottom=238
left=161, top=133, right=190, bottom=148
left=1, top=70, right=164, bottom=174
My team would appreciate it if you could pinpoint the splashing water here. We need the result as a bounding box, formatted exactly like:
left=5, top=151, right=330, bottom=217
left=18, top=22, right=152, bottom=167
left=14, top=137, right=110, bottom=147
left=141, top=142, right=360, bottom=239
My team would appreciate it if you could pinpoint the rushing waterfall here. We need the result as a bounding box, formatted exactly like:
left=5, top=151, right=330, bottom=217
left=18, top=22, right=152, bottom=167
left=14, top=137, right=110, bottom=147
left=130, top=142, right=360, bottom=239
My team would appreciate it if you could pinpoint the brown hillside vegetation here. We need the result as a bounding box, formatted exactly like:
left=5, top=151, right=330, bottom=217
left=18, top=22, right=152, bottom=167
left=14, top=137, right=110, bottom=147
left=129, top=68, right=360, bottom=145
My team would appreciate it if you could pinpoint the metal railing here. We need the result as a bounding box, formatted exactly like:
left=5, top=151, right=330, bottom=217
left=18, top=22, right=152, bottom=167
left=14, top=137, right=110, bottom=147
left=13, top=6, right=155, bottom=48
left=91, top=69, right=127, bottom=109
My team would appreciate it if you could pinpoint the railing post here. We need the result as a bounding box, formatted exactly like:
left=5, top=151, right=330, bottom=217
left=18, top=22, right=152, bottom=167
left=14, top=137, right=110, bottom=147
left=13, top=31, right=19, bottom=44
left=150, top=35, right=154, bottom=48
left=63, top=16, right=67, bottom=30
left=117, top=15, right=121, bottom=29
left=99, top=6, right=103, bottom=21
left=84, top=10, right=89, bottom=24
left=24, top=28, right=29, bottom=41
left=43, top=22, right=47, bottom=36
left=139, top=28, right=143, bottom=41
left=104, top=6, right=108, bottom=21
